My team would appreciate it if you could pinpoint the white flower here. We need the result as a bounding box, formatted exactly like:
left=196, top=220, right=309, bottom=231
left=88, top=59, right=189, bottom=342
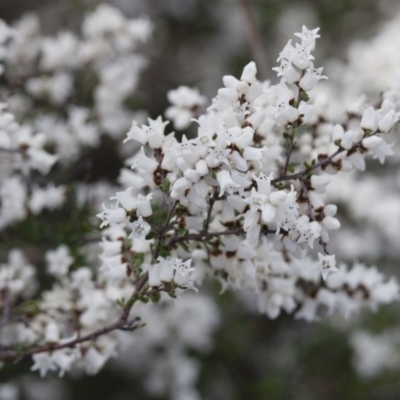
left=99, top=239, right=122, bottom=257
left=45, top=245, right=73, bottom=276
left=372, top=139, right=394, bottom=164
left=299, top=62, right=327, bottom=91
left=322, top=215, right=340, bottom=230
left=165, top=86, right=207, bottom=130
left=310, top=174, right=330, bottom=193
left=360, top=106, right=378, bottom=132
left=157, top=257, right=175, bottom=282
left=52, top=348, right=80, bottom=377
left=378, top=109, right=398, bottom=133
left=40, top=31, right=79, bottom=71
left=128, top=216, right=151, bottom=240
left=272, top=59, right=302, bottom=84
left=129, top=147, right=159, bottom=174
left=31, top=353, right=57, bottom=377
left=216, top=169, right=241, bottom=197
left=295, top=216, right=321, bottom=248
left=295, top=298, right=319, bottom=321
left=97, top=204, right=127, bottom=228
left=0, top=383, right=18, bottom=400
left=362, top=135, right=382, bottom=150
left=83, top=347, right=110, bottom=375
left=29, top=184, right=66, bottom=214
left=340, top=129, right=362, bottom=150
left=45, top=321, right=60, bottom=342
left=26, top=148, right=58, bottom=175
left=170, top=258, right=195, bottom=286
left=147, top=262, right=161, bottom=287
left=240, top=61, right=257, bottom=84
left=294, top=26, right=320, bottom=50
left=316, top=253, right=338, bottom=280
left=136, top=193, right=153, bottom=217
left=173, top=258, right=194, bottom=276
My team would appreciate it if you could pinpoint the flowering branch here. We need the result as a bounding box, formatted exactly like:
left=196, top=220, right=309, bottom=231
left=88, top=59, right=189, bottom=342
left=0, top=19, right=399, bottom=382
left=0, top=273, right=148, bottom=362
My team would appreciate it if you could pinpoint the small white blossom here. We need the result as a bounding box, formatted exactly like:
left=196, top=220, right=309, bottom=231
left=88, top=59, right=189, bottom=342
left=128, top=216, right=151, bottom=240
left=316, top=253, right=338, bottom=280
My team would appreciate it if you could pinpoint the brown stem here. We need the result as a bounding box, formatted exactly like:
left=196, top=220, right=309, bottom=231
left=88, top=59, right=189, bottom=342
left=0, top=273, right=149, bottom=362
left=272, top=148, right=342, bottom=185
left=300, top=178, right=329, bottom=255
left=152, top=200, right=178, bottom=262
left=0, top=289, right=12, bottom=331
left=202, top=189, right=218, bottom=234
left=170, top=226, right=278, bottom=246
left=281, top=83, right=305, bottom=179
left=238, top=0, right=269, bottom=80
left=0, top=202, right=181, bottom=363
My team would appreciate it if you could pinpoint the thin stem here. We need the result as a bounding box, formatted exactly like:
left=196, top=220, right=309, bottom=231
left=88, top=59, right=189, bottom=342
left=300, top=172, right=329, bottom=255
left=0, top=147, right=20, bottom=154
left=238, top=0, right=269, bottom=80
left=0, top=289, right=12, bottom=331
left=152, top=200, right=178, bottom=262
left=202, top=189, right=218, bottom=234
left=0, top=273, right=149, bottom=362
left=171, top=227, right=278, bottom=246
left=282, top=126, right=296, bottom=179
left=272, top=148, right=342, bottom=185
left=0, top=201, right=180, bottom=363
left=281, top=84, right=304, bottom=179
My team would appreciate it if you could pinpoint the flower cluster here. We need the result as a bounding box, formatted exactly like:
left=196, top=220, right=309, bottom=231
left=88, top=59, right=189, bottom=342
left=92, top=26, right=399, bottom=328
left=0, top=17, right=399, bottom=396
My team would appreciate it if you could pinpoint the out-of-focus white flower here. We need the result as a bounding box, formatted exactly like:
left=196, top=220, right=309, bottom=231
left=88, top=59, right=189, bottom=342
left=166, top=86, right=207, bottom=130
left=315, top=253, right=337, bottom=280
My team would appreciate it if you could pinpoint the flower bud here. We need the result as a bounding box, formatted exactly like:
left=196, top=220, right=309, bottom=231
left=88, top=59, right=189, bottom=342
left=148, top=263, right=161, bottom=287
left=243, top=146, right=262, bottom=160
left=246, top=112, right=265, bottom=130
left=218, top=88, right=239, bottom=103
left=237, top=80, right=250, bottom=94
left=223, top=75, right=239, bottom=90
left=195, top=159, right=209, bottom=176
left=183, top=169, right=201, bottom=183
left=322, top=216, right=340, bottom=230
left=230, top=151, right=248, bottom=171
left=360, top=106, right=378, bottom=132
left=284, top=106, right=299, bottom=123
left=161, top=152, right=176, bottom=171
left=234, top=127, right=254, bottom=149
left=173, top=177, right=192, bottom=193
left=240, top=61, right=257, bottom=84
left=332, top=124, right=345, bottom=142
left=339, top=159, right=353, bottom=172
left=159, top=259, right=174, bottom=282
left=45, top=322, right=60, bottom=342
left=299, top=72, right=317, bottom=91
left=269, top=191, right=287, bottom=206
left=323, top=204, right=337, bottom=216
left=348, top=152, right=366, bottom=171
left=227, top=195, right=247, bottom=213
left=378, top=110, right=398, bottom=133
left=340, top=130, right=357, bottom=150
left=310, top=174, right=330, bottom=191
left=283, top=65, right=302, bottom=84
left=308, top=191, right=324, bottom=209
left=362, top=135, right=382, bottom=150
left=193, top=179, right=208, bottom=197
left=136, top=194, right=153, bottom=217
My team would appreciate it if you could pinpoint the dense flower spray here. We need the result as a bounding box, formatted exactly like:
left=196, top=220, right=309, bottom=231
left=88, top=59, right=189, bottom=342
left=0, top=8, right=399, bottom=398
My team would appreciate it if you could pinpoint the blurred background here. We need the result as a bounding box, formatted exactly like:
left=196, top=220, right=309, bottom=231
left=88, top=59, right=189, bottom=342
left=1, top=0, right=400, bottom=399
